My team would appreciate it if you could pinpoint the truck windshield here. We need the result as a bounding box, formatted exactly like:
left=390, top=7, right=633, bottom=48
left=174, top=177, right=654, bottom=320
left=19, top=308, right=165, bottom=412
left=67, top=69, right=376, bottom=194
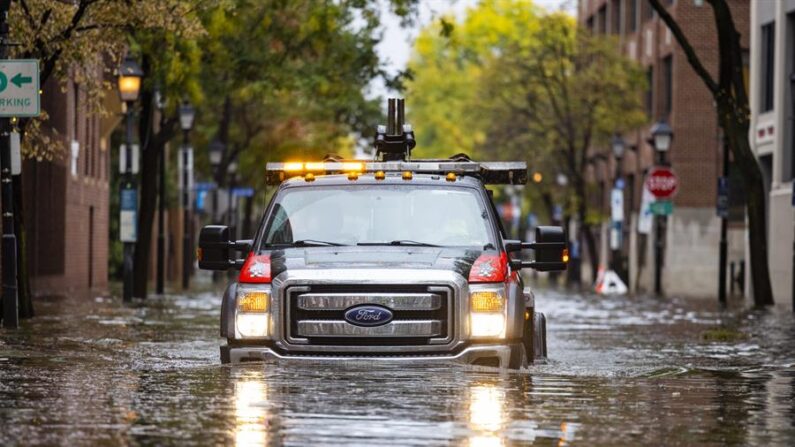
left=262, top=185, right=495, bottom=248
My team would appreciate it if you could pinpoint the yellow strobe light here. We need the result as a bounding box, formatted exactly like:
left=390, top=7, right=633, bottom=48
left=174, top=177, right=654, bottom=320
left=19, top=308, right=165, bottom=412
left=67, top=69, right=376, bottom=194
left=304, top=162, right=325, bottom=171
left=283, top=162, right=304, bottom=172
left=374, top=170, right=386, bottom=180
left=446, top=172, right=457, bottom=182
left=341, top=162, right=364, bottom=172
left=402, top=171, right=413, bottom=180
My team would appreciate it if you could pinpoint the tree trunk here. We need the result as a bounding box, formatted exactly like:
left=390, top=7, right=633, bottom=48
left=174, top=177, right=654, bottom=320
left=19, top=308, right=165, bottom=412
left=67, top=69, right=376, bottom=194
left=723, top=117, right=774, bottom=306
left=576, top=181, right=599, bottom=284
left=132, top=99, right=159, bottom=299
left=242, top=196, right=254, bottom=239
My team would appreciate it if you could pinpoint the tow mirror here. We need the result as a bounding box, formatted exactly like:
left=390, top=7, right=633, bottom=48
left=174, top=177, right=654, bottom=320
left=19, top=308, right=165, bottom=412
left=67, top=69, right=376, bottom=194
left=197, top=225, right=252, bottom=270
left=505, top=226, right=568, bottom=272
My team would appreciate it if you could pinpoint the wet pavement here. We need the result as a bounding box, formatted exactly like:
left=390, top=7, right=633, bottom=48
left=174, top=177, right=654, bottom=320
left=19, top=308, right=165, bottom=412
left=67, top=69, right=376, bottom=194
left=1, top=285, right=794, bottom=446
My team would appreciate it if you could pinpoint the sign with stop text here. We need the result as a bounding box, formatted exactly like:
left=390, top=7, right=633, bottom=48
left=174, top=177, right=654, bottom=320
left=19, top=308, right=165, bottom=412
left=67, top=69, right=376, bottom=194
left=646, top=166, right=679, bottom=199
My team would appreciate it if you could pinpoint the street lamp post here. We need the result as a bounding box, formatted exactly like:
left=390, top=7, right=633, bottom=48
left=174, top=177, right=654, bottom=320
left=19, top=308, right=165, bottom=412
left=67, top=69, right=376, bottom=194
left=611, top=134, right=626, bottom=282
left=118, top=56, right=143, bottom=302
left=650, top=121, right=673, bottom=295
left=179, top=101, right=195, bottom=291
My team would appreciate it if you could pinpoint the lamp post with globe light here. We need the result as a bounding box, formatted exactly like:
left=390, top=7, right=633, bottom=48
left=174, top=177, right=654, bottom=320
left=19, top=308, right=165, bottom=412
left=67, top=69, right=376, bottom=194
left=649, top=121, right=673, bottom=295
left=118, top=56, right=144, bottom=302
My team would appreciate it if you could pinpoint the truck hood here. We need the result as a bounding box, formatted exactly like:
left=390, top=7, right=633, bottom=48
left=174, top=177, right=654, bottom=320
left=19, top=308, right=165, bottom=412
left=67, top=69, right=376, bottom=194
left=267, top=246, right=483, bottom=279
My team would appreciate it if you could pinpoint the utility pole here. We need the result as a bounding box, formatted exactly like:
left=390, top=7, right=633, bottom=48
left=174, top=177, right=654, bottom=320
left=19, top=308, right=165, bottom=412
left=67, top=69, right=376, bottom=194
left=0, top=0, right=18, bottom=328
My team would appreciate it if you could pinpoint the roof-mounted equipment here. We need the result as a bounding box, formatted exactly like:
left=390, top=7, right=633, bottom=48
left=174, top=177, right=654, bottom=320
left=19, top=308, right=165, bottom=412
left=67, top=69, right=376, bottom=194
left=374, top=98, right=415, bottom=162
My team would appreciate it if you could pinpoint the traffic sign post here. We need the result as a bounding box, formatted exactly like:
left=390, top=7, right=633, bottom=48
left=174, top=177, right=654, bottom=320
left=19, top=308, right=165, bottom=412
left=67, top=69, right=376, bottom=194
left=0, top=60, right=40, bottom=117
left=0, top=0, right=40, bottom=327
left=646, top=166, right=679, bottom=199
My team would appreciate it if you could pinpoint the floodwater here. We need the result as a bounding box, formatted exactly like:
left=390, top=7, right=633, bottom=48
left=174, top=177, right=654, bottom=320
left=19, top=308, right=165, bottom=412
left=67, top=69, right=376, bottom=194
left=1, top=284, right=794, bottom=446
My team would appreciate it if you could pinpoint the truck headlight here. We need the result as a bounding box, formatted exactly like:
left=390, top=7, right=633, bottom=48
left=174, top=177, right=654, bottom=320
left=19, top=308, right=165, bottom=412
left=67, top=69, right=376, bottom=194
left=469, top=286, right=507, bottom=339
left=235, top=286, right=271, bottom=339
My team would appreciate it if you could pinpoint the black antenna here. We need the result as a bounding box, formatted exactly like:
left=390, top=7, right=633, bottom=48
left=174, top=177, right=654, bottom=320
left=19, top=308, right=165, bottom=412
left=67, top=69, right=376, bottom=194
left=374, top=98, right=416, bottom=161
left=387, top=98, right=396, bottom=135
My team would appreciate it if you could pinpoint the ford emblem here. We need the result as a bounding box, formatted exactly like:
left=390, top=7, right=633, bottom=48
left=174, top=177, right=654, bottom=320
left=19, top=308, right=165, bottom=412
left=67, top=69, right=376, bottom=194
left=344, top=305, right=394, bottom=327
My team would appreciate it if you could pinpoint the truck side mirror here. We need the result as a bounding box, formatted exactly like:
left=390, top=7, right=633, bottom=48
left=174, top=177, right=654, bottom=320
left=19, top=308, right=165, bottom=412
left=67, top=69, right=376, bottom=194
left=198, top=225, right=253, bottom=271
left=531, top=226, right=567, bottom=271
left=506, top=226, right=568, bottom=272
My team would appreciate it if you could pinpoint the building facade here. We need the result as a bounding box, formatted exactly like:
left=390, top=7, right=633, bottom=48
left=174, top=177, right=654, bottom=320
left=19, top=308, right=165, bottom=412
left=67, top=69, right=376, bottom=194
left=578, top=0, right=749, bottom=298
left=750, top=0, right=795, bottom=310
left=21, top=71, right=116, bottom=296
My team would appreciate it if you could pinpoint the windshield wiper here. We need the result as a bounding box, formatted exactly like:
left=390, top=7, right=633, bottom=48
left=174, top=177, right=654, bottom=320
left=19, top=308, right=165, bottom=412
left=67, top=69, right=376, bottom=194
left=357, top=240, right=439, bottom=247
left=278, top=239, right=346, bottom=247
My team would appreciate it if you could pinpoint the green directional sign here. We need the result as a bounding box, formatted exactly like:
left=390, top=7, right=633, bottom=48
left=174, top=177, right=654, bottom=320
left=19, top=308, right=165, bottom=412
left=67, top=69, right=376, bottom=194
left=0, top=60, right=40, bottom=117
left=650, top=200, right=674, bottom=216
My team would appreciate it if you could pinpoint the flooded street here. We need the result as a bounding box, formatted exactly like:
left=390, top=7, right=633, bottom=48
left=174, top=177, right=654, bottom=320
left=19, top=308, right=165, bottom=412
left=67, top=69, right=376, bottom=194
left=1, top=285, right=794, bottom=446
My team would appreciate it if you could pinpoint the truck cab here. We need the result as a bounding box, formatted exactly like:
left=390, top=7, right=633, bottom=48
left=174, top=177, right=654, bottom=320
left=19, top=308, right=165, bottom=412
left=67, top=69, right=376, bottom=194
left=198, top=100, right=567, bottom=368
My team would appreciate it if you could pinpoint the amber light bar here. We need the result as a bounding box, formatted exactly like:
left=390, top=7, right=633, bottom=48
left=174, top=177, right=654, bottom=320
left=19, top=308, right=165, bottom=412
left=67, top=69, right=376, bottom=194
left=265, top=160, right=527, bottom=185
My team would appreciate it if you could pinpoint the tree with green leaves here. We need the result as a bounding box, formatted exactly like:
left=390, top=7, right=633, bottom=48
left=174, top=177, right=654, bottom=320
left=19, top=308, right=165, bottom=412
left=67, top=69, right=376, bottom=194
left=647, top=0, right=773, bottom=306
left=407, top=0, right=646, bottom=282
left=7, top=0, right=201, bottom=314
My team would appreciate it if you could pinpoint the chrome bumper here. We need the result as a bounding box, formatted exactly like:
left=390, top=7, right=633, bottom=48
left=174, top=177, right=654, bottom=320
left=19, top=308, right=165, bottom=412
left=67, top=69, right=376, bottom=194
left=226, top=344, right=518, bottom=368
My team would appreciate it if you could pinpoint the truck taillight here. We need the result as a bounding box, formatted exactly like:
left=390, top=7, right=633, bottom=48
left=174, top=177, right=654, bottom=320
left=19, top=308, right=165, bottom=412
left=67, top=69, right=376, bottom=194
left=468, top=252, right=508, bottom=283
left=238, top=253, right=271, bottom=284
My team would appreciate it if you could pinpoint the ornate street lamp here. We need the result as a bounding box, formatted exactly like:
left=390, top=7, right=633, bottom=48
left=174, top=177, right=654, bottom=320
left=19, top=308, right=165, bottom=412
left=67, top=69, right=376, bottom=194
left=649, top=120, right=674, bottom=295
left=118, top=55, right=144, bottom=302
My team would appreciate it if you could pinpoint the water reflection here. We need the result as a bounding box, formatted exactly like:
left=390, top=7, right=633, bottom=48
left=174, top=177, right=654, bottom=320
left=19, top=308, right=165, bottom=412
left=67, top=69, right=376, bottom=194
left=233, top=371, right=269, bottom=447
left=468, top=382, right=506, bottom=447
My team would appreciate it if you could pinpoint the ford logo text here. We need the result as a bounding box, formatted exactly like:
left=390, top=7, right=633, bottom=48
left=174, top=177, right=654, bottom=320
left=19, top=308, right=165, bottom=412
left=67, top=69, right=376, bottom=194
left=344, top=305, right=394, bottom=327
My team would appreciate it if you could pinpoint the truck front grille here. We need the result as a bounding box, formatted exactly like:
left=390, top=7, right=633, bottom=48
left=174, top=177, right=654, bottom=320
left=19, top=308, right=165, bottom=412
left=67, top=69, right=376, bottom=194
left=284, top=284, right=453, bottom=347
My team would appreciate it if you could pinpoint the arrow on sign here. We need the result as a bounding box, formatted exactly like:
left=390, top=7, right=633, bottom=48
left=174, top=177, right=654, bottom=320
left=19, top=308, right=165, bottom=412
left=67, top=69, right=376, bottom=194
left=11, top=73, right=32, bottom=88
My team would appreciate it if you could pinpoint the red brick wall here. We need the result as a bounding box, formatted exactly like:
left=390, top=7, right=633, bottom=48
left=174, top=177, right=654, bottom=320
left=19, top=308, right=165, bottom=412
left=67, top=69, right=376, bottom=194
left=579, top=0, right=750, bottom=210
left=23, top=73, right=110, bottom=296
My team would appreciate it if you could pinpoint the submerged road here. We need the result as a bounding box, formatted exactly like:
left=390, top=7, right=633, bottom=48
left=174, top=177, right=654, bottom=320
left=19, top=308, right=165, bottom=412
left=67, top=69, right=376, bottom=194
left=1, top=286, right=793, bottom=446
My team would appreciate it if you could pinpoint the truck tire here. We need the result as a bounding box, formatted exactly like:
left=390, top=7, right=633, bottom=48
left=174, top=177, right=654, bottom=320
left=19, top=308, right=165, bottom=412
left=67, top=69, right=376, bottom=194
left=508, top=343, right=527, bottom=369
left=220, top=345, right=231, bottom=364
left=533, top=312, right=547, bottom=360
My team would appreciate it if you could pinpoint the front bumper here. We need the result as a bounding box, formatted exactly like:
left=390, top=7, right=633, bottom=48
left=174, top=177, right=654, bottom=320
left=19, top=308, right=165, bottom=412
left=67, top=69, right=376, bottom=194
left=224, top=343, right=523, bottom=368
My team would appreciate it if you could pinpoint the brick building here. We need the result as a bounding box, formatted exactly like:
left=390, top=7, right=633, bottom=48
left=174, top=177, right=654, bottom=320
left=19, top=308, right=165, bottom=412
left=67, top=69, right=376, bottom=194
left=21, top=71, right=117, bottom=295
left=578, top=0, right=749, bottom=297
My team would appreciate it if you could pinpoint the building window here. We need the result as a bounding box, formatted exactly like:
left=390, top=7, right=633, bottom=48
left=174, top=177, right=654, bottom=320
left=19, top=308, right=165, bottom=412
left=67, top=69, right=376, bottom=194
left=662, top=55, right=673, bottom=117
left=645, top=66, right=654, bottom=118
left=760, top=22, right=775, bottom=113
left=586, top=16, right=594, bottom=33
left=611, top=0, right=621, bottom=34
left=642, top=0, right=654, bottom=22
left=628, top=0, right=638, bottom=33
left=598, top=6, right=608, bottom=34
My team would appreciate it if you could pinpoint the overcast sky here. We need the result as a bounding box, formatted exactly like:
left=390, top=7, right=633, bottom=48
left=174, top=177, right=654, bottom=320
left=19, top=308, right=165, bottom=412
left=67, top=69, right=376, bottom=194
left=371, top=0, right=577, bottom=97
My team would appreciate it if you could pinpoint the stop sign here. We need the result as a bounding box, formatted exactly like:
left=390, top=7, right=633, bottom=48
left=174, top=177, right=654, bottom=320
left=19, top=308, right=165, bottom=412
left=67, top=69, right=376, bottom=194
left=646, top=166, right=679, bottom=199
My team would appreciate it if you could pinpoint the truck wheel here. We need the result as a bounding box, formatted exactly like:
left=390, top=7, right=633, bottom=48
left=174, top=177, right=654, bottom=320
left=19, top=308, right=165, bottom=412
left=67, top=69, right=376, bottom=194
left=533, top=312, right=547, bottom=360
left=508, top=343, right=527, bottom=369
left=220, top=345, right=231, bottom=364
